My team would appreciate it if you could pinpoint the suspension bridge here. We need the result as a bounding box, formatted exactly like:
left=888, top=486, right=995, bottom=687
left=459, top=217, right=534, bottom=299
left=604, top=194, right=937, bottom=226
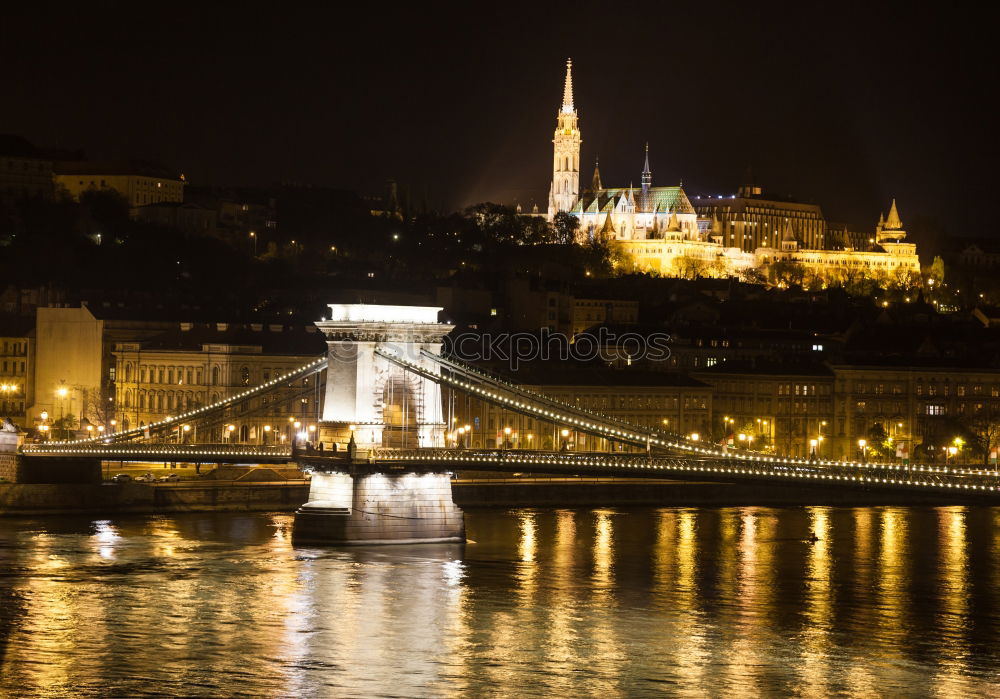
left=18, top=303, right=1000, bottom=543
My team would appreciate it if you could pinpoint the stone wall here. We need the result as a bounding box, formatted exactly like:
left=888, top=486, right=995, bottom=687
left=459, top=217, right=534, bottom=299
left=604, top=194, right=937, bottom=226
left=0, top=453, right=19, bottom=483
left=0, top=482, right=308, bottom=516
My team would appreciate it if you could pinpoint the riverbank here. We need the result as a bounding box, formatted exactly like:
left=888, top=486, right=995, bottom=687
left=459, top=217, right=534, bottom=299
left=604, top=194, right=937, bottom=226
left=0, top=481, right=309, bottom=516
left=2, top=475, right=992, bottom=516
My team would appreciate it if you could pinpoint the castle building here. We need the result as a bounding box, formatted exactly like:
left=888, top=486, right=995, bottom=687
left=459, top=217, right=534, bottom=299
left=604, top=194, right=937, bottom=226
left=545, top=60, right=920, bottom=282
left=692, top=178, right=827, bottom=252
left=54, top=160, right=184, bottom=210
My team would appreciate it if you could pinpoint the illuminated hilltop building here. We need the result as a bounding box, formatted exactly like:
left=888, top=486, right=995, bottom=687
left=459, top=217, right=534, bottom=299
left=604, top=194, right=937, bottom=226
left=545, top=60, right=920, bottom=282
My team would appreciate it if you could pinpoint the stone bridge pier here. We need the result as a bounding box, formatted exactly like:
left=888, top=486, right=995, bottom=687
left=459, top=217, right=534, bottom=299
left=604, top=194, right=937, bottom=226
left=294, top=304, right=464, bottom=545
left=293, top=462, right=465, bottom=545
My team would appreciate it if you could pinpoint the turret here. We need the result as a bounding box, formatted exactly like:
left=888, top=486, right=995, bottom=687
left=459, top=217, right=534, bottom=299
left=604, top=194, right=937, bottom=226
left=781, top=220, right=799, bottom=251
left=592, top=157, right=602, bottom=191
left=876, top=199, right=906, bottom=243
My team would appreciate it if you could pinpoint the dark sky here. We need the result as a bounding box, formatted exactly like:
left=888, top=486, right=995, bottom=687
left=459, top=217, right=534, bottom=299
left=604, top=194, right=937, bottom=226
left=4, top=3, right=994, bottom=230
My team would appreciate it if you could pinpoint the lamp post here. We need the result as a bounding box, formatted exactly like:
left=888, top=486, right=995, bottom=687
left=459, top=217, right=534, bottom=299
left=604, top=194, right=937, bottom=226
left=809, top=438, right=818, bottom=459
left=56, top=385, right=69, bottom=439
left=560, top=428, right=569, bottom=451
left=503, top=426, right=512, bottom=451
left=858, top=438, right=867, bottom=463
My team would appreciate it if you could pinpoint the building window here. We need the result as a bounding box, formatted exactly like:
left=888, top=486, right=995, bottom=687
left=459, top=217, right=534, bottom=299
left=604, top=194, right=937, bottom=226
left=926, top=404, right=945, bottom=416
left=241, top=367, right=250, bottom=386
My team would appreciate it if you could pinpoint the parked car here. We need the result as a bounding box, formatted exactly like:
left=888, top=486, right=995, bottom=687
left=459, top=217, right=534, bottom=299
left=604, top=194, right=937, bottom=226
left=133, top=472, right=157, bottom=483
left=158, top=473, right=179, bottom=483
left=110, top=473, right=132, bottom=483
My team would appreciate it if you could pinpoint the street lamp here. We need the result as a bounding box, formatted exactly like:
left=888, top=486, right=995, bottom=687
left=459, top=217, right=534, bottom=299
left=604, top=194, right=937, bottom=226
left=504, top=426, right=512, bottom=450
left=809, top=438, right=818, bottom=459
left=690, top=432, right=700, bottom=441
left=560, top=428, right=570, bottom=451
left=858, top=438, right=867, bottom=462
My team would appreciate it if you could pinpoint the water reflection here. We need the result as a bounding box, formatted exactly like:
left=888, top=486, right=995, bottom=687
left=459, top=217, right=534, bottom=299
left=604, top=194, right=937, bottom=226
left=0, top=507, right=998, bottom=696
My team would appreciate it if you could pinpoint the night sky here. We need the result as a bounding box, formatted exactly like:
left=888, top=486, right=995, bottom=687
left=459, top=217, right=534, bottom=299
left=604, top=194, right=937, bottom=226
left=4, top=4, right=993, bottom=231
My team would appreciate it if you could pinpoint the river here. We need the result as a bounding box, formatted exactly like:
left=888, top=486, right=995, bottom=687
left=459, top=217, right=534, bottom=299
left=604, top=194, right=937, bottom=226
left=1, top=506, right=998, bottom=697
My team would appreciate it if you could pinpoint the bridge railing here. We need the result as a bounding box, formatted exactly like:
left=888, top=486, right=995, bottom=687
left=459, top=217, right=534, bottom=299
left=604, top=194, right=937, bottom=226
left=384, top=348, right=980, bottom=477
left=23, top=355, right=327, bottom=450
left=22, top=443, right=294, bottom=462
left=369, top=448, right=1000, bottom=497
left=378, top=346, right=738, bottom=458
left=429, top=350, right=690, bottom=443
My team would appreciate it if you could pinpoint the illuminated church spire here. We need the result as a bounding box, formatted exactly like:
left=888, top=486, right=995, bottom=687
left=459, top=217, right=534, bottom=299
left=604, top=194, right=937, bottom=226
left=592, top=156, right=602, bottom=191
left=548, top=58, right=581, bottom=218
left=641, top=142, right=652, bottom=193
left=562, top=58, right=574, bottom=112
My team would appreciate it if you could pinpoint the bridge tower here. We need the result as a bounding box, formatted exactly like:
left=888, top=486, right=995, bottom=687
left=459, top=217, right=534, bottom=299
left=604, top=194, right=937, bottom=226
left=315, top=304, right=453, bottom=451
left=295, top=304, right=464, bottom=545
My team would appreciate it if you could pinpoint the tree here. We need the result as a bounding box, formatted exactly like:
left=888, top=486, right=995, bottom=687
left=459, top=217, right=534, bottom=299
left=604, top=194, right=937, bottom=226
left=955, top=405, right=1000, bottom=466
left=888, top=268, right=922, bottom=296
left=672, top=255, right=707, bottom=280
left=768, top=259, right=807, bottom=287
left=552, top=211, right=580, bottom=245
left=866, top=423, right=894, bottom=459
left=738, top=266, right=767, bottom=285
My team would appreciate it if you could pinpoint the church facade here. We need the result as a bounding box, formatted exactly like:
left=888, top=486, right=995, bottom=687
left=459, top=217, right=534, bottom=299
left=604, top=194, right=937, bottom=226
left=545, top=60, right=920, bottom=282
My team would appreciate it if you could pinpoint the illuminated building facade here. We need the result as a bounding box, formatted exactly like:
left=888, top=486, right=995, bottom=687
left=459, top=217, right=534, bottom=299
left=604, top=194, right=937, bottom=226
left=112, top=323, right=325, bottom=438
left=55, top=160, right=184, bottom=209
left=544, top=62, right=920, bottom=282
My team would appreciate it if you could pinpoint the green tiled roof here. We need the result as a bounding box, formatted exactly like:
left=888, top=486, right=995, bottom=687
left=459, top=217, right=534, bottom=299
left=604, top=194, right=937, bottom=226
left=577, top=186, right=694, bottom=215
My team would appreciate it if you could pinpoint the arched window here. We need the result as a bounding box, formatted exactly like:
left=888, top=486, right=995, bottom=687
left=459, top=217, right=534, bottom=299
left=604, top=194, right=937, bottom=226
left=241, top=367, right=250, bottom=386
left=211, top=367, right=220, bottom=385
left=125, top=364, right=132, bottom=382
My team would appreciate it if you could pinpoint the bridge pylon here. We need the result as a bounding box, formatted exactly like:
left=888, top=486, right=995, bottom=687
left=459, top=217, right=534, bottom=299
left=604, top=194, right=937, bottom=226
left=315, top=304, right=454, bottom=452
left=297, top=304, right=464, bottom=545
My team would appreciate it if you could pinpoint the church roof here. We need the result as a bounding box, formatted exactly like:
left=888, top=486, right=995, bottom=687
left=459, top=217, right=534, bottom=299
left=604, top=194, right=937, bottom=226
left=580, top=186, right=695, bottom=215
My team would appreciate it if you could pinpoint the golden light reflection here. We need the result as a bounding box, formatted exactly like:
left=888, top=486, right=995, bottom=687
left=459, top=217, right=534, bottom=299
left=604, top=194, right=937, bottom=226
left=932, top=507, right=969, bottom=692
left=842, top=508, right=879, bottom=694
left=516, top=510, right=538, bottom=605
left=592, top=509, right=614, bottom=593
left=587, top=509, right=625, bottom=694
left=723, top=508, right=770, bottom=693
left=671, top=509, right=708, bottom=689
left=876, top=508, right=907, bottom=647
left=543, top=510, right=580, bottom=678
left=799, top=507, right=832, bottom=698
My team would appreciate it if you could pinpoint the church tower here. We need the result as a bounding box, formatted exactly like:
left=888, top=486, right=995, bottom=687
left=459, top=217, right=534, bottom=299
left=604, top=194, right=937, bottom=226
left=549, top=59, right=581, bottom=218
